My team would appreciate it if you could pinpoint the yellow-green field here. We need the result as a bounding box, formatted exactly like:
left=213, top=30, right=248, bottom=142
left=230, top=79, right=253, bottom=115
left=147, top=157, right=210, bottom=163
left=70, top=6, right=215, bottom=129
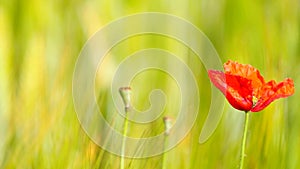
left=0, top=0, right=299, bottom=168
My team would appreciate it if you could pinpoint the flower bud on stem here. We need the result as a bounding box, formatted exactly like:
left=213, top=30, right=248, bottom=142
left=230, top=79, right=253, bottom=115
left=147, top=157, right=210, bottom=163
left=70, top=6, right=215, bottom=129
left=119, top=87, right=132, bottom=169
left=119, top=87, right=132, bottom=111
left=162, top=116, right=173, bottom=169
left=163, top=116, right=173, bottom=136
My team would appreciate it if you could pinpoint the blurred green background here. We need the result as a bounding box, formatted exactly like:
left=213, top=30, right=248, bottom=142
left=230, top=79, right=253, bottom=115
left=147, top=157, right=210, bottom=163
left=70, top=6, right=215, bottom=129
left=0, top=0, right=299, bottom=168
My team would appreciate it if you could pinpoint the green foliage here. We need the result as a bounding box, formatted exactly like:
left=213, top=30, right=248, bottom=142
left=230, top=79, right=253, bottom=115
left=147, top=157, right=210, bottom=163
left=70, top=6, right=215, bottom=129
left=0, top=0, right=299, bottom=168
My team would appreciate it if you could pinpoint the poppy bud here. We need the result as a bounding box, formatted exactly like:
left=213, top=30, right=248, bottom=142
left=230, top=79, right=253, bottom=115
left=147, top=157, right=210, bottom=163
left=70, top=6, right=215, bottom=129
left=119, top=87, right=132, bottom=111
left=163, top=116, right=173, bottom=136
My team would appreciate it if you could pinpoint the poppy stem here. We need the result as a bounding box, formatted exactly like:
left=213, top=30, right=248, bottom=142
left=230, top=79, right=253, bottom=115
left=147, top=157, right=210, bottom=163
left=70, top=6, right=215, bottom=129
left=162, top=136, right=167, bottom=169
left=121, top=109, right=129, bottom=169
left=239, top=112, right=249, bottom=169
left=162, top=117, right=172, bottom=169
left=119, top=87, right=132, bottom=169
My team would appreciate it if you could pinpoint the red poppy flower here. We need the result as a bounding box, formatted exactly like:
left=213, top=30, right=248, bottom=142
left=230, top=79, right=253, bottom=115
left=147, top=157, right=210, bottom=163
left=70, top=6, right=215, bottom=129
left=208, top=60, right=294, bottom=112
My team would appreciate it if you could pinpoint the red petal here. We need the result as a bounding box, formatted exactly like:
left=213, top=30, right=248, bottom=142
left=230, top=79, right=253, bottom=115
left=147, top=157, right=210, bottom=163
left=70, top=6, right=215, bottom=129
left=208, top=70, right=253, bottom=111
left=224, top=60, right=265, bottom=95
left=251, top=78, right=295, bottom=112
left=225, top=74, right=253, bottom=111
left=208, top=70, right=227, bottom=94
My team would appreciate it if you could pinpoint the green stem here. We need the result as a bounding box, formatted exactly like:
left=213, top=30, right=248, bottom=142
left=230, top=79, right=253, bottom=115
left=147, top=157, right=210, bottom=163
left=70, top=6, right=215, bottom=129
left=162, top=137, right=167, bottom=169
left=121, top=109, right=129, bottom=169
left=239, top=112, right=249, bottom=169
